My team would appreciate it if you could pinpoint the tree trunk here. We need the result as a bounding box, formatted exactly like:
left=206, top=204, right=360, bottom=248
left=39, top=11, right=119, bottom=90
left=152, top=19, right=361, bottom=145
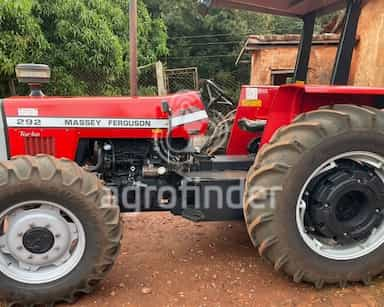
left=8, top=79, right=16, bottom=96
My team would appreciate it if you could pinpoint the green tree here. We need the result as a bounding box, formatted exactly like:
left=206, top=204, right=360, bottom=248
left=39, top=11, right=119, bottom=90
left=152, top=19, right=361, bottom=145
left=144, top=0, right=304, bottom=100
left=145, top=0, right=339, bottom=100
left=34, top=0, right=125, bottom=95
left=0, top=0, right=168, bottom=97
left=0, top=0, right=48, bottom=96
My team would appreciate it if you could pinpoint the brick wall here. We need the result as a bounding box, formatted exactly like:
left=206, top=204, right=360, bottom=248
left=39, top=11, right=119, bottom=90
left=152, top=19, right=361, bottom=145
left=250, top=45, right=338, bottom=85
left=350, top=0, right=384, bottom=86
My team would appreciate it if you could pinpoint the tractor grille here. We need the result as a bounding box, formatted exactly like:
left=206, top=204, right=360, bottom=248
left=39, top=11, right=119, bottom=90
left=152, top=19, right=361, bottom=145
left=24, top=137, right=56, bottom=155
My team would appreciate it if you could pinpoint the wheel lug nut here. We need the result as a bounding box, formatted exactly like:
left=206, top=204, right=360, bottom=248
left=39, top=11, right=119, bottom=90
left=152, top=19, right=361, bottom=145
left=17, top=232, right=23, bottom=237
left=55, top=234, right=61, bottom=238
left=29, top=223, right=35, bottom=228
left=344, top=233, right=348, bottom=236
left=16, top=246, right=23, bottom=250
left=54, top=246, right=60, bottom=251
left=324, top=204, right=329, bottom=208
left=28, top=254, right=33, bottom=259
left=43, top=255, right=49, bottom=260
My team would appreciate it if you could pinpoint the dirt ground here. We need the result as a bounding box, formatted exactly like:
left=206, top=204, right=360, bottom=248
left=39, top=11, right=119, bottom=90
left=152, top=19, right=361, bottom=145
left=66, top=212, right=384, bottom=307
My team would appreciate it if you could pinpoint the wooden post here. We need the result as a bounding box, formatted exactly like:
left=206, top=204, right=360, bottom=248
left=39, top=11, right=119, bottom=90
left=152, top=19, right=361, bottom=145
left=8, top=79, right=16, bottom=96
left=129, top=0, right=138, bottom=96
left=156, top=61, right=167, bottom=96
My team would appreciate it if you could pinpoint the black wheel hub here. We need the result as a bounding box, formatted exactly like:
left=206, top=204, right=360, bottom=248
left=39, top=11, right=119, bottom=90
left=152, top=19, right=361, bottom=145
left=22, top=227, right=55, bottom=254
left=306, top=161, right=384, bottom=244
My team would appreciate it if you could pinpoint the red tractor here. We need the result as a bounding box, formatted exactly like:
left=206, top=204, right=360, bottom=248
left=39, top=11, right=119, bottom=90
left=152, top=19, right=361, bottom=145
left=1, top=0, right=384, bottom=305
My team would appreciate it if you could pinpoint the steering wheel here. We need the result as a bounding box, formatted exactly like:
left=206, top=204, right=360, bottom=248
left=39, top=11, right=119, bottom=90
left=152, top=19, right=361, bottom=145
left=204, top=79, right=235, bottom=109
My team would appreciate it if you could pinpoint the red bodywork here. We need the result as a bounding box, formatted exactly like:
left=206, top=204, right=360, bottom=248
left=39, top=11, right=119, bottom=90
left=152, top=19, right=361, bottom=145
left=226, top=84, right=384, bottom=155
left=3, top=85, right=384, bottom=160
left=3, top=92, right=208, bottom=160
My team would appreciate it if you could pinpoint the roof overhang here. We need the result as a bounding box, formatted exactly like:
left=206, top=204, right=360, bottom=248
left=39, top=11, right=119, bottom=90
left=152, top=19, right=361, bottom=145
left=200, top=0, right=347, bottom=17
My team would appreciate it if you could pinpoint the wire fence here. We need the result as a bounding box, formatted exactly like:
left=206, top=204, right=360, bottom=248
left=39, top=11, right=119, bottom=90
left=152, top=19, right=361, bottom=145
left=137, top=63, right=158, bottom=96
left=210, top=73, right=242, bottom=103
left=137, top=64, right=241, bottom=118
left=137, top=64, right=201, bottom=95
left=1, top=62, right=245, bottom=113
left=165, top=67, right=199, bottom=93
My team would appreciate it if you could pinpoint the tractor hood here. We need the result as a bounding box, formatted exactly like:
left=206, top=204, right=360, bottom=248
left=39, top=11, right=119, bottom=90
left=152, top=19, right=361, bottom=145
left=2, top=92, right=208, bottom=159
left=200, top=0, right=348, bottom=17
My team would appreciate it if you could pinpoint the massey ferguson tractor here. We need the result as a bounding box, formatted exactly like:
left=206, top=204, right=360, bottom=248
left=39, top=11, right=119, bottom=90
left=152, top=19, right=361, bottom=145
left=1, top=0, right=384, bottom=305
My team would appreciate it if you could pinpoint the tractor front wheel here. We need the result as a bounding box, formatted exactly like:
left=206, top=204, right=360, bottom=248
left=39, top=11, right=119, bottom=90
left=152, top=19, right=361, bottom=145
left=0, top=155, right=121, bottom=305
left=244, top=104, right=384, bottom=287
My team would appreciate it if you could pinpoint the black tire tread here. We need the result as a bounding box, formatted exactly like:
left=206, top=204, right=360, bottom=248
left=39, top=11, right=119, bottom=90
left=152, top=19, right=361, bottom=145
left=244, top=104, right=384, bottom=288
left=0, top=155, right=122, bottom=306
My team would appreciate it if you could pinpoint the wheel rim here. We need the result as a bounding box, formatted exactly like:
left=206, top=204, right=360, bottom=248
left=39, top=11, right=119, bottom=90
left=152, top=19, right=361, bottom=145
left=297, top=151, right=384, bottom=260
left=0, top=201, right=86, bottom=284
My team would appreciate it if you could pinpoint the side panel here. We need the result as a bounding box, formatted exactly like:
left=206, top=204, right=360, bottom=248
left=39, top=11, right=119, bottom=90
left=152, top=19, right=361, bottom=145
left=227, top=84, right=381, bottom=155
left=260, top=85, right=376, bottom=146
left=226, top=86, right=278, bottom=155
left=3, top=92, right=208, bottom=159
left=0, top=99, right=9, bottom=160
left=7, top=128, right=79, bottom=160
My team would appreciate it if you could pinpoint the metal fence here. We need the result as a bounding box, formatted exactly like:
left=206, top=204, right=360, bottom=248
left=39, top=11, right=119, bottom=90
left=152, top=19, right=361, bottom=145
left=164, top=67, right=199, bottom=93
left=137, top=63, right=158, bottom=96
left=138, top=64, right=200, bottom=96
left=2, top=62, right=244, bottom=107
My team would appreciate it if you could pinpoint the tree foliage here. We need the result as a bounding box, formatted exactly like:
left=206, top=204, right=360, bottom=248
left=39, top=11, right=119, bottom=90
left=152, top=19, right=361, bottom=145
left=0, top=0, right=168, bottom=96
left=0, top=0, right=48, bottom=95
left=144, top=0, right=304, bottom=99
left=144, top=0, right=336, bottom=99
left=0, top=0, right=339, bottom=98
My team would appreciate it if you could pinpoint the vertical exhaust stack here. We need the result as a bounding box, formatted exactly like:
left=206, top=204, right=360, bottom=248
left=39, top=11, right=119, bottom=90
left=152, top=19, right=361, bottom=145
left=15, top=64, right=51, bottom=97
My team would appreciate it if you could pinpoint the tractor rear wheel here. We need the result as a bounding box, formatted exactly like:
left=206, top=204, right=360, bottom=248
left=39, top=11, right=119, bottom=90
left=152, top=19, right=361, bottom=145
left=0, top=155, right=121, bottom=305
left=244, top=104, right=384, bottom=287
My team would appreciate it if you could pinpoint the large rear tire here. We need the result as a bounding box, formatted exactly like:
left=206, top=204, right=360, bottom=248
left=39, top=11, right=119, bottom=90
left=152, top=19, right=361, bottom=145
left=244, top=105, right=384, bottom=287
left=0, top=155, right=121, bottom=305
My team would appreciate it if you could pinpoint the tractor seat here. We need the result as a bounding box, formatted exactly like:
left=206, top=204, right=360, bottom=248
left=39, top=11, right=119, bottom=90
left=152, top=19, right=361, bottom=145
left=238, top=118, right=267, bottom=133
